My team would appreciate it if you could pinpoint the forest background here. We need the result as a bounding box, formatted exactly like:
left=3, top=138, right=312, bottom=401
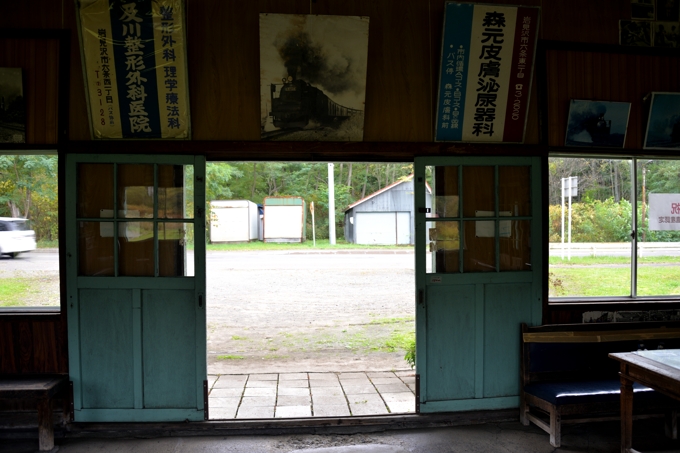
left=2, top=156, right=680, bottom=244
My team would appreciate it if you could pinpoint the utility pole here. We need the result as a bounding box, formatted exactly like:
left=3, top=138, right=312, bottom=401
left=328, top=163, right=336, bottom=245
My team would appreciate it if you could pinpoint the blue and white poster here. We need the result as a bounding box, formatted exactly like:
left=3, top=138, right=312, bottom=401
left=77, top=0, right=190, bottom=139
left=434, top=2, right=540, bottom=143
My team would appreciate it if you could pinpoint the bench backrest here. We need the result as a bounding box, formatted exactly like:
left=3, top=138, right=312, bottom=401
left=521, top=322, right=680, bottom=384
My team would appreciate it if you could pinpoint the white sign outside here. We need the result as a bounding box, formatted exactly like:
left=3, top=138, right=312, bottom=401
left=648, top=193, right=680, bottom=230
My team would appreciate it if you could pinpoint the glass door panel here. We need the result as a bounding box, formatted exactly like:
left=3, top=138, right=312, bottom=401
left=462, top=166, right=494, bottom=217
left=499, top=166, right=531, bottom=216
left=77, top=163, right=114, bottom=218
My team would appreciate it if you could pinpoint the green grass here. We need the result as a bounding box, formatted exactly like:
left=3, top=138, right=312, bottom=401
left=0, top=279, right=32, bottom=307
left=550, top=265, right=680, bottom=297
left=231, top=335, right=249, bottom=341
left=216, top=355, right=244, bottom=360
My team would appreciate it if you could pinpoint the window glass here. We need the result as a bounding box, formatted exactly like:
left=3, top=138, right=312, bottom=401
left=549, top=157, right=680, bottom=300
left=636, top=159, right=680, bottom=296
left=0, top=154, right=59, bottom=309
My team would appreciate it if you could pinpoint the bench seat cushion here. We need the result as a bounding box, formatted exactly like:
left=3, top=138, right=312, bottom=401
left=524, top=379, right=661, bottom=406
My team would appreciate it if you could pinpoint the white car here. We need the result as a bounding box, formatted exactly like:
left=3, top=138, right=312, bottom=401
left=0, top=217, right=37, bottom=258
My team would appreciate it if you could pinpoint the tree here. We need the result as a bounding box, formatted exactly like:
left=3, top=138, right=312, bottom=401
left=0, top=155, right=57, bottom=241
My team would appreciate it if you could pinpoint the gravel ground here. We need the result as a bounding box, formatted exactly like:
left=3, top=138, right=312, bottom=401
left=0, top=249, right=417, bottom=374
left=206, top=250, right=416, bottom=374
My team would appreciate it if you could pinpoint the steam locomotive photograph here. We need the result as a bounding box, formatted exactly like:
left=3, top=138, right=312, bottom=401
left=269, top=76, right=361, bottom=130
left=259, top=13, right=369, bottom=141
left=565, top=99, right=631, bottom=148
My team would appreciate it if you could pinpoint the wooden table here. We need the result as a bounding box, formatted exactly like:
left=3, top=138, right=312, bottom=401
left=610, top=349, right=680, bottom=453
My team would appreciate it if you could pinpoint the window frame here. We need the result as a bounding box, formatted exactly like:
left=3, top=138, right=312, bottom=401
left=548, top=153, right=680, bottom=305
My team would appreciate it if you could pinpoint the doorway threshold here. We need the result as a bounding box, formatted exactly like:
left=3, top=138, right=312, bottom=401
left=208, top=371, right=415, bottom=419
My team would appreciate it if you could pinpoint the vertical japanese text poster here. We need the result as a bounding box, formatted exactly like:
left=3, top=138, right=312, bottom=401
left=77, top=0, right=190, bottom=139
left=435, top=3, right=540, bottom=143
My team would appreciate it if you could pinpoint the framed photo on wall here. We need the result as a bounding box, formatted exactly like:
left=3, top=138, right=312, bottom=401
left=259, top=13, right=369, bottom=142
left=644, top=92, right=680, bottom=149
left=631, top=0, right=655, bottom=20
left=620, top=20, right=653, bottom=46
left=0, top=67, right=25, bottom=144
left=565, top=100, right=631, bottom=148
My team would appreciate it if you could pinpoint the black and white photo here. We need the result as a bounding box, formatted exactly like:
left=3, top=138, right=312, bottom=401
left=620, top=20, right=653, bottom=46
left=260, top=14, right=369, bottom=141
left=565, top=100, right=631, bottom=148
left=653, top=21, right=680, bottom=46
left=657, top=0, right=679, bottom=21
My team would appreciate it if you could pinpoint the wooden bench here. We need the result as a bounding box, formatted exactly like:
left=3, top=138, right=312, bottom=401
left=0, top=375, right=69, bottom=452
left=520, top=322, right=680, bottom=448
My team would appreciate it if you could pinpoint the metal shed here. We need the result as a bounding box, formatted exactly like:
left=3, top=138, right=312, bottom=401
left=344, top=175, right=431, bottom=245
left=263, top=196, right=307, bottom=243
left=209, top=200, right=259, bottom=243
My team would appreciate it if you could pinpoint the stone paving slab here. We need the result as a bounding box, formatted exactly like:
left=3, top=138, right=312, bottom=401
left=208, top=371, right=415, bottom=419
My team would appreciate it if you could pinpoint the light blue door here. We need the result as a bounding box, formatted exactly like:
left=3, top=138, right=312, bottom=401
left=414, top=156, right=542, bottom=412
left=66, top=154, right=206, bottom=422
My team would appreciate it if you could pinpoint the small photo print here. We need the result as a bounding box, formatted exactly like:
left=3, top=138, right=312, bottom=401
left=632, top=0, right=656, bottom=20
left=657, top=0, right=679, bottom=21
left=565, top=100, right=631, bottom=148
left=0, top=67, right=25, bottom=144
left=644, top=92, right=680, bottom=149
left=620, top=20, right=653, bottom=46
left=654, top=21, right=680, bottom=46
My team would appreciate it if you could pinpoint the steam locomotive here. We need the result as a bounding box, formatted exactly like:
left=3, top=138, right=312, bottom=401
left=270, top=77, right=359, bottom=129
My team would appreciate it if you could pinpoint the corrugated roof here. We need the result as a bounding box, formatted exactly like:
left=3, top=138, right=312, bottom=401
left=345, top=174, right=426, bottom=212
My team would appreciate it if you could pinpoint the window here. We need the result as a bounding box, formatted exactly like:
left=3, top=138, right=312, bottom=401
left=548, top=156, right=680, bottom=301
left=0, top=153, right=59, bottom=311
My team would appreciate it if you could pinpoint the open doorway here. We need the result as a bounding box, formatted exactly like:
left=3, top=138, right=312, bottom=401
left=204, top=161, right=417, bottom=419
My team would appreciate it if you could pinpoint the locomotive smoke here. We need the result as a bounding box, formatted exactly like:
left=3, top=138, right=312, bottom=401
left=276, top=26, right=363, bottom=97
left=567, top=103, right=608, bottom=142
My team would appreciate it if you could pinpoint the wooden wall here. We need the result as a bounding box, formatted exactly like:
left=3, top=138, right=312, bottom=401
left=0, top=35, right=62, bottom=145
left=0, top=0, right=653, bottom=146
left=1, top=0, right=679, bottom=374
left=544, top=44, right=680, bottom=149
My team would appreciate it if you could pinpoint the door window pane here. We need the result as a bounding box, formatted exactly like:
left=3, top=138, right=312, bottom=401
left=500, top=220, right=531, bottom=271
left=79, top=221, right=114, bottom=276
left=499, top=166, right=531, bottom=216
left=78, top=163, right=113, bottom=218
left=118, top=164, right=154, bottom=219
left=118, top=221, right=154, bottom=276
left=432, top=166, right=459, bottom=218
left=463, top=220, right=495, bottom=272
left=428, top=221, right=460, bottom=273
left=463, top=166, right=494, bottom=217
left=159, top=222, right=193, bottom=277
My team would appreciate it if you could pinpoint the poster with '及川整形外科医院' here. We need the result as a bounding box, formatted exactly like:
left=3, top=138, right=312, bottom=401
left=77, top=0, right=191, bottom=139
left=434, top=2, right=540, bottom=143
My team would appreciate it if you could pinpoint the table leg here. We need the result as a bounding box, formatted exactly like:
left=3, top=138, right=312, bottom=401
left=620, top=372, right=634, bottom=453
